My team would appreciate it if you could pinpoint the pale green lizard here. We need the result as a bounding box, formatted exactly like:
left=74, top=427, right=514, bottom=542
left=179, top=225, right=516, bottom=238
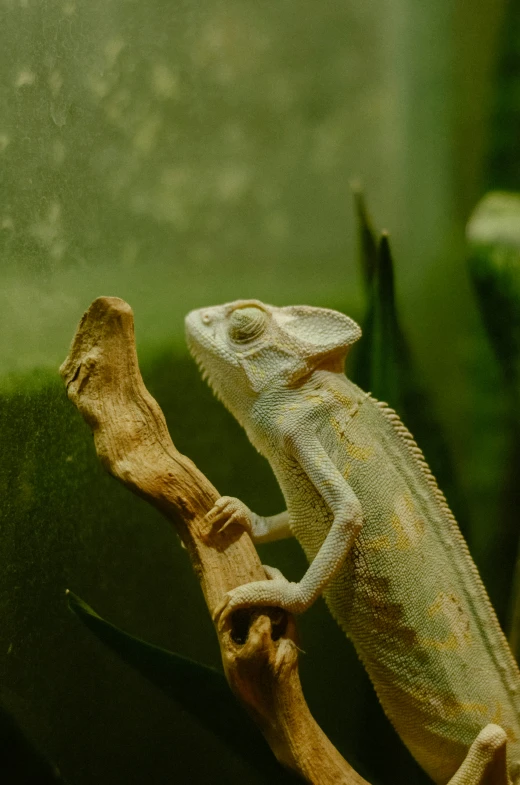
left=185, top=299, right=520, bottom=785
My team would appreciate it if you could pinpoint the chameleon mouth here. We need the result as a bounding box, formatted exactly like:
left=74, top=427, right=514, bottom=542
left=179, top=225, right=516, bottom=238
left=185, top=331, right=210, bottom=383
left=185, top=314, right=210, bottom=375
left=189, top=348, right=209, bottom=383
left=185, top=312, right=230, bottom=398
left=190, top=352, right=227, bottom=405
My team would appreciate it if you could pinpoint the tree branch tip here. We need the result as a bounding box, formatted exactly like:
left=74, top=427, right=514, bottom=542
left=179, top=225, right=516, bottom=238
left=77, top=296, right=135, bottom=334
left=89, top=296, right=134, bottom=316
left=59, top=296, right=136, bottom=385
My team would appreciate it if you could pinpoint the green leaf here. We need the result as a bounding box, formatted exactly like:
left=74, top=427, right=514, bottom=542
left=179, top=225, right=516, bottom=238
left=352, top=230, right=410, bottom=411
left=350, top=187, right=412, bottom=409
left=350, top=196, right=464, bottom=521
left=352, top=185, right=378, bottom=291
left=66, top=591, right=300, bottom=784
left=0, top=703, right=64, bottom=784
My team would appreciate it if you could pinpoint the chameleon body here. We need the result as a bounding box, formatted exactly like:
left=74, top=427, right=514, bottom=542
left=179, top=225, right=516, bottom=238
left=185, top=299, right=520, bottom=784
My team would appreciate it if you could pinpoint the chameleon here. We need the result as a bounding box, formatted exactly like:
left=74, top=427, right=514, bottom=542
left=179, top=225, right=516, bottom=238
left=185, top=298, right=520, bottom=785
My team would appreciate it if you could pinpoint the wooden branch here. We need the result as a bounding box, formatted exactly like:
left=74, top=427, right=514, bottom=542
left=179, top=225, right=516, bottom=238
left=60, top=296, right=370, bottom=785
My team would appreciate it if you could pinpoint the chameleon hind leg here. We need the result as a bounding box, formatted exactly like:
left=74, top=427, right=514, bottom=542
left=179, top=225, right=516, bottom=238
left=447, top=724, right=511, bottom=785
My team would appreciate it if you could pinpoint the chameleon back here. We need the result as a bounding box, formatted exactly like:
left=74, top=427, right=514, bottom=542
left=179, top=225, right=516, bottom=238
left=258, top=371, right=520, bottom=784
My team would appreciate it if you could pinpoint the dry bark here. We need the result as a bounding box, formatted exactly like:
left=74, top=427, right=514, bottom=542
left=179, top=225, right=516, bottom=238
left=60, top=296, right=370, bottom=785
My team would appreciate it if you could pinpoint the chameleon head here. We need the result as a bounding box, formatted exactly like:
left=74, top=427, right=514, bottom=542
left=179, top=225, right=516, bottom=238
left=185, top=299, right=361, bottom=421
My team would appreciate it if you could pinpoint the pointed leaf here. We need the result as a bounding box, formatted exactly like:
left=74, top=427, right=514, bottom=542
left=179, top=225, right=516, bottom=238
left=353, top=232, right=409, bottom=409
left=0, top=703, right=64, bottom=784
left=352, top=185, right=378, bottom=291
left=67, top=592, right=300, bottom=784
left=350, top=200, right=466, bottom=532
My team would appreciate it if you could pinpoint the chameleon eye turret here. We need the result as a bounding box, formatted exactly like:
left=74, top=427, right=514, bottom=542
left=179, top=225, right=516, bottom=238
left=228, top=306, right=268, bottom=344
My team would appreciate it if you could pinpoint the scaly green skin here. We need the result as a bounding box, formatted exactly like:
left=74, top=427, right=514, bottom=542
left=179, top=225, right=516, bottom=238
left=185, top=299, right=520, bottom=785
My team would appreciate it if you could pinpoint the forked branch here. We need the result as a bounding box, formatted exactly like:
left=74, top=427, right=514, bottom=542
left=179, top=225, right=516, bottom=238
left=60, top=296, right=370, bottom=785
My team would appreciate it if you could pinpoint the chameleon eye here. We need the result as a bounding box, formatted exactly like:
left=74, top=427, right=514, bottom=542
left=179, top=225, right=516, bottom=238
left=228, top=307, right=268, bottom=343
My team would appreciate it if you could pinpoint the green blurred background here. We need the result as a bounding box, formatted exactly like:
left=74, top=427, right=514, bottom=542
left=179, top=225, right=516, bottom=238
left=0, top=0, right=519, bottom=782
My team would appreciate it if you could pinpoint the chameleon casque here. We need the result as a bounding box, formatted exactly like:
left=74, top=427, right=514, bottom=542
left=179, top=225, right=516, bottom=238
left=185, top=299, right=520, bottom=785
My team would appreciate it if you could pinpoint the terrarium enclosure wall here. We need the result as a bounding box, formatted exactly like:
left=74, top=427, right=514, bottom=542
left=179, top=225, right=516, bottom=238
left=0, top=0, right=513, bottom=783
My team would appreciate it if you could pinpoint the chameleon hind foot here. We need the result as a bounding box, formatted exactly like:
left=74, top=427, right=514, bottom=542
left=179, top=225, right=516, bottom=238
left=213, top=574, right=310, bottom=627
left=447, top=724, right=511, bottom=785
left=262, top=564, right=286, bottom=581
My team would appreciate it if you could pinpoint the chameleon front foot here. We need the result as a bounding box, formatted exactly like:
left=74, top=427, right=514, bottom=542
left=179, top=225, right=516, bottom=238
left=202, top=495, right=253, bottom=540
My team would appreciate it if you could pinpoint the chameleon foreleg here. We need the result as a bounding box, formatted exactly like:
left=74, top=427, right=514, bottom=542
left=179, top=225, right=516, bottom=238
left=446, top=725, right=511, bottom=785
left=213, top=437, right=363, bottom=620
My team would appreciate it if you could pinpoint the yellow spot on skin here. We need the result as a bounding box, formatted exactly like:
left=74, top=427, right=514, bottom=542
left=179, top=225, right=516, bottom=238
left=331, top=417, right=343, bottom=437
left=421, top=592, right=472, bottom=651
left=329, top=388, right=355, bottom=410
left=405, top=682, right=491, bottom=726
left=362, top=494, right=424, bottom=552
left=363, top=534, right=392, bottom=551
left=490, top=703, right=518, bottom=743
left=391, top=494, right=425, bottom=549
left=430, top=695, right=489, bottom=720
left=304, top=393, right=324, bottom=404
left=458, top=702, right=489, bottom=716
left=346, top=442, right=374, bottom=461
left=491, top=702, right=505, bottom=726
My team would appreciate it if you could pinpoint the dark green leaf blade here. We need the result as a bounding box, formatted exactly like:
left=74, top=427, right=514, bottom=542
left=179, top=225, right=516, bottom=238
left=352, top=231, right=409, bottom=411
left=66, top=591, right=300, bottom=784
left=350, top=201, right=464, bottom=531
left=352, top=185, right=379, bottom=291
left=0, top=703, right=64, bottom=784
